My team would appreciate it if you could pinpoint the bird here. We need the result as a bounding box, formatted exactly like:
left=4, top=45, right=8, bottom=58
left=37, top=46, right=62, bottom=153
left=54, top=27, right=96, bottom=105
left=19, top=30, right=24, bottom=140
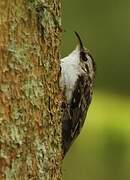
left=60, top=32, right=96, bottom=158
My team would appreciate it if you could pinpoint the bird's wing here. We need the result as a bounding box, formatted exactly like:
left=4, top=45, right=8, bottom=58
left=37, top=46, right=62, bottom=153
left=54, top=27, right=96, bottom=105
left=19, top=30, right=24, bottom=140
left=62, top=74, right=93, bottom=156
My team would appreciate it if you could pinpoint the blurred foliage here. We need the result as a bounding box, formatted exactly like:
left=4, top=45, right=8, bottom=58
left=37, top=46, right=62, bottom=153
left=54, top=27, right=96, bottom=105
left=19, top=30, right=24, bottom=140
left=61, top=0, right=130, bottom=95
left=63, top=91, right=130, bottom=180
left=61, top=0, right=130, bottom=179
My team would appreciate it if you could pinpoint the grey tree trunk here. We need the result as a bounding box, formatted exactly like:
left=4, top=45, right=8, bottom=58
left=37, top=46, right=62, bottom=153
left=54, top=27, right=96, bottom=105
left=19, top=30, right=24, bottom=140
left=0, top=0, right=62, bottom=179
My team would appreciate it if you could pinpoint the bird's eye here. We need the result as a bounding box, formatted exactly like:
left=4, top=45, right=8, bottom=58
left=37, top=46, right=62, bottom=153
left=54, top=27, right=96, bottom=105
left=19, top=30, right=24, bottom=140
left=80, top=52, right=88, bottom=61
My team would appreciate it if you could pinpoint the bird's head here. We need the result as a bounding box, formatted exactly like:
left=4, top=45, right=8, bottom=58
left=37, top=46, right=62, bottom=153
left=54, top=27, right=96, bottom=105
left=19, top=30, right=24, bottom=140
left=74, top=31, right=96, bottom=81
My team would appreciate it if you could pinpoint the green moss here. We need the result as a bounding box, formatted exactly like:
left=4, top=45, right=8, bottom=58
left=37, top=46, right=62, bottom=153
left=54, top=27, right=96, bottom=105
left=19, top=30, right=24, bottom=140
left=0, top=0, right=62, bottom=178
left=21, top=75, right=44, bottom=108
left=2, top=66, right=9, bottom=73
left=26, top=154, right=32, bottom=167
left=10, top=125, right=23, bottom=146
left=44, top=60, right=50, bottom=71
left=0, top=84, right=10, bottom=94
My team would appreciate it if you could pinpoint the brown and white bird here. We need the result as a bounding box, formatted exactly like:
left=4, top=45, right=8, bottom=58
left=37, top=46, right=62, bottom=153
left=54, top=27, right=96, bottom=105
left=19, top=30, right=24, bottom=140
left=60, top=32, right=96, bottom=157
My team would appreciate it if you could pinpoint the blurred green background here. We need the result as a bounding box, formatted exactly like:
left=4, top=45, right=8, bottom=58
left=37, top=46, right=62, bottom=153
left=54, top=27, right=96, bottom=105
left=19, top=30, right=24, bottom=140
left=61, top=0, right=130, bottom=180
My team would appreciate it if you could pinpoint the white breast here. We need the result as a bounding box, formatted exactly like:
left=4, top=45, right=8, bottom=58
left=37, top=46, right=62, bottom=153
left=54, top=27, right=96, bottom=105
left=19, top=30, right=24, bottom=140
left=60, top=47, right=82, bottom=102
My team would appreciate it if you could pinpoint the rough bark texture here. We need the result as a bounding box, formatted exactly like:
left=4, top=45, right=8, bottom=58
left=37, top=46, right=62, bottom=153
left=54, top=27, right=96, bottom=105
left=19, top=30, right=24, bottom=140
left=0, top=0, right=62, bottom=179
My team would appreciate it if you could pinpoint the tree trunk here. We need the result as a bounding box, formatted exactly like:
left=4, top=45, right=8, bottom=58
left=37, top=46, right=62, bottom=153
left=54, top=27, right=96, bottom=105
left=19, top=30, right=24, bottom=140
left=0, top=0, right=62, bottom=179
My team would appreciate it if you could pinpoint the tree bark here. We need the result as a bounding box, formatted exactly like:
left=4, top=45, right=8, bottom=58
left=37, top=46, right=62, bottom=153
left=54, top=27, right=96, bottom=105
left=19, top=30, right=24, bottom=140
left=0, top=0, right=62, bottom=179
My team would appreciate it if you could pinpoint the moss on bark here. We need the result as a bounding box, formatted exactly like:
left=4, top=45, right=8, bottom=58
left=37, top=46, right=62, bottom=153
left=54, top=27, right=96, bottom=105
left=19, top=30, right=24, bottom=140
left=0, top=0, right=62, bottom=179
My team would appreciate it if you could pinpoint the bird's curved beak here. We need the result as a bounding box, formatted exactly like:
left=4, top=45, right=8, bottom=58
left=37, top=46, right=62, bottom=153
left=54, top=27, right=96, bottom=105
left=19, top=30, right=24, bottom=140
left=74, top=31, right=84, bottom=50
